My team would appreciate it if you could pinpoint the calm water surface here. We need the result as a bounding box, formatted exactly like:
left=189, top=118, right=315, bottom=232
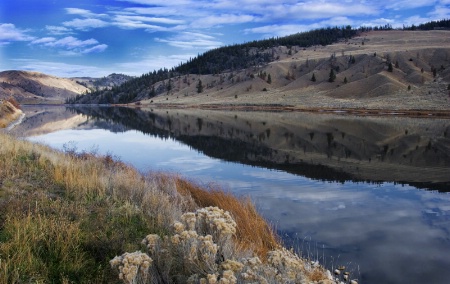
left=17, top=106, right=450, bottom=284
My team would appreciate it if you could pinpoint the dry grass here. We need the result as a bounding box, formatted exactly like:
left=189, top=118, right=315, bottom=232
left=175, top=178, right=280, bottom=260
left=0, top=133, right=181, bottom=282
left=0, top=133, right=331, bottom=283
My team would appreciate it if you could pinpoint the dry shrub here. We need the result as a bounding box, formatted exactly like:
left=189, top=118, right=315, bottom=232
left=175, top=178, right=279, bottom=260
left=111, top=207, right=332, bottom=284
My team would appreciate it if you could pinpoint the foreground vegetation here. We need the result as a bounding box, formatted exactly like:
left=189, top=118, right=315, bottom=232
left=0, top=133, right=340, bottom=283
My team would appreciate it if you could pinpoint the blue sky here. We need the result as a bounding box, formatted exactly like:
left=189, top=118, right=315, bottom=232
left=1, top=0, right=449, bottom=78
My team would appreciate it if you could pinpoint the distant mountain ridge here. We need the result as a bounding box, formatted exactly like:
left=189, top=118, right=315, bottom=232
left=0, top=71, right=133, bottom=104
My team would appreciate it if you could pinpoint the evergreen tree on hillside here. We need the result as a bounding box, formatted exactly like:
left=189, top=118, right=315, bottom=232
left=311, top=73, right=316, bottom=82
left=388, top=62, right=393, bottom=72
left=328, top=69, right=336, bottom=82
left=196, top=79, right=203, bottom=93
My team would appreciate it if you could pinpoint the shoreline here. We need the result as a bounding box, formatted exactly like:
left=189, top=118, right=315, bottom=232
left=120, top=102, right=450, bottom=118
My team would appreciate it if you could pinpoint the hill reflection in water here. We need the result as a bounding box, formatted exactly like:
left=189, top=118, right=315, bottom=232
left=68, top=106, right=450, bottom=192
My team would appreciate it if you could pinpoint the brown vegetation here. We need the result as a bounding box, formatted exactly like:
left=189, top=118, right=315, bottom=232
left=0, top=133, right=332, bottom=283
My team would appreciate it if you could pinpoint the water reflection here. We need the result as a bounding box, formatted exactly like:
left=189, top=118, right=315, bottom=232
left=15, top=105, right=450, bottom=284
left=65, top=106, right=450, bottom=191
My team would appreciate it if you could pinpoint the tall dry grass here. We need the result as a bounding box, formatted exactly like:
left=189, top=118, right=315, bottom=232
left=0, top=132, right=332, bottom=283
left=0, top=133, right=186, bottom=282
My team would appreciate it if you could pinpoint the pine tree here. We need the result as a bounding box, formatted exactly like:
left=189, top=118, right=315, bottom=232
left=267, top=74, right=272, bottom=84
left=328, top=69, right=336, bottom=82
left=388, top=62, right=393, bottom=72
left=196, top=79, right=203, bottom=93
left=311, top=73, right=316, bottom=82
left=344, top=77, right=348, bottom=84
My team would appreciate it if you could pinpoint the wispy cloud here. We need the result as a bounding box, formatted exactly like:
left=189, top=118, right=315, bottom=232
left=155, top=32, right=223, bottom=49
left=65, top=8, right=108, bottom=18
left=81, top=44, right=108, bottom=54
left=30, top=36, right=107, bottom=55
left=114, top=15, right=185, bottom=25
left=46, top=25, right=73, bottom=35
left=428, top=4, right=450, bottom=19
left=11, top=59, right=111, bottom=77
left=63, top=18, right=110, bottom=31
left=191, top=14, right=256, bottom=28
left=31, top=37, right=56, bottom=45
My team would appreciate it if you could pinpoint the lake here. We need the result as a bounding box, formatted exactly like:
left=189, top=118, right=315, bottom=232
left=12, top=105, right=450, bottom=284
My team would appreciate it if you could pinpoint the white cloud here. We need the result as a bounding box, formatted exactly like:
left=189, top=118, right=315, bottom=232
left=11, top=59, right=112, bottom=77
left=63, top=18, right=109, bottom=30
left=428, top=5, right=450, bottom=19
left=119, top=0, right=192, bottom=5
left=191, top=14, right=256, bottom=28
left=31, top=37, right=56, bottom=45
left=155, top=32, right=223, bottom=49
left=385, top=0, right=437, bottom=10
left=124, top=7, right=182, bottom=16
left=46, top=25, right=73, bottom=35
left=82, top=44, right=108, bottom=54
left=29, top=36, right=108, bottom=55
left=0, top=23, right=34, bottom=44
left=45, top=36, right=99, bottom=49
left=278, top=2, right=378, bottom=19
left=65, top=8, right=108, bottom=18
left=114, top=15, right=185, bottom=25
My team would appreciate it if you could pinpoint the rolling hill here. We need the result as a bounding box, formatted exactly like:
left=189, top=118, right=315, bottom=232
left=71, top=29, right=450, bottom=111
left=0, top=71, right=133, bottom=104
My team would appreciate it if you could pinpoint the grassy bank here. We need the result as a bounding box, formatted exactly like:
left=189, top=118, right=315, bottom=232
left=0, top=133, right=335, bottom=283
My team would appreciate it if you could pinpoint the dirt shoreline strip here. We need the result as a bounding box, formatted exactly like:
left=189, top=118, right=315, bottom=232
left=138, top=103, right=450, bottom=118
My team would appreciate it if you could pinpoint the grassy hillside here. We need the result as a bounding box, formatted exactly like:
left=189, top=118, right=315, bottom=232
left=0, top=133, right=340, bottom=283
left=68, top=22, right=450, bottom=110
left=145, top=30, right=450, bottom=111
